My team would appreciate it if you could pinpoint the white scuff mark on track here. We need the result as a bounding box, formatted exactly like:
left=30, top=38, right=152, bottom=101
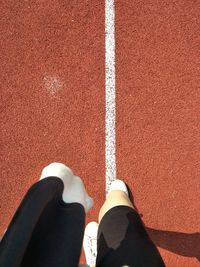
left=44, top=75, right=63, bottom=97
left=105, top=0, right=116, bottom=195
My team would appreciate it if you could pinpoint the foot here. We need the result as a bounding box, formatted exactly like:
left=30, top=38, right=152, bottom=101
left=107, top=179, right=129, bottom=197
left=39, top=162, right=93, bottom=213
left=83, top=221, right=99, bottom=267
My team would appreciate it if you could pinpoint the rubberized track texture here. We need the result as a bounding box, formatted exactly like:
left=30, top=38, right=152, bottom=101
left=0, top=1, right=199, bottom=266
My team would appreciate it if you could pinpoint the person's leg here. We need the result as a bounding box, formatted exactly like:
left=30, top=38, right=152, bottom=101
left=98, top=190, right=134, bottom=222
left=96, top=180, right=166, bottom=267
left=0, top=163, right=93, bottom=267
left=83, top=181, right=132, bottom=266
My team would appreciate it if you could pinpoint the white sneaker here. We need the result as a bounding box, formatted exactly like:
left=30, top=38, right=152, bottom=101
left=83, top=221, right=99, bottom=267
left=39, top=162, right=93, bottom=213
left=107, top=179, right=129, bottom=197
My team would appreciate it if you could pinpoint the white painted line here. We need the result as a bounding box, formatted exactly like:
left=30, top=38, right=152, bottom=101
left=105, top=0, right=116, bottom=195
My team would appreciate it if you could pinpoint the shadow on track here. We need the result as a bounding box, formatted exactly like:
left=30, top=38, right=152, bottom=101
left=147, top=227, right=200, bottom=262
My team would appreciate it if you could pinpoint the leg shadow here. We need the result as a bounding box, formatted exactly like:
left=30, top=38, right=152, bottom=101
left=125, top=184, right=200, bottom=262
left=147, top=227, right=200, bottom=262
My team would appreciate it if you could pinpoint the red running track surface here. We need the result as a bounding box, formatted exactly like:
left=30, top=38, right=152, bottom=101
left=0, top=1, right=199, bottom=266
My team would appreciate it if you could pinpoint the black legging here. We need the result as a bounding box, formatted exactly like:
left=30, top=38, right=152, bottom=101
left=96, top=206, right=166, bottom=267
left=0, top=177, right=165, bottom=267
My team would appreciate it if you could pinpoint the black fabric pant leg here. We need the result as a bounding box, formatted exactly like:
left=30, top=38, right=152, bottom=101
left=96, top=205, right=166, bottom=267
left=0, top=177, right=85, bottom=267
